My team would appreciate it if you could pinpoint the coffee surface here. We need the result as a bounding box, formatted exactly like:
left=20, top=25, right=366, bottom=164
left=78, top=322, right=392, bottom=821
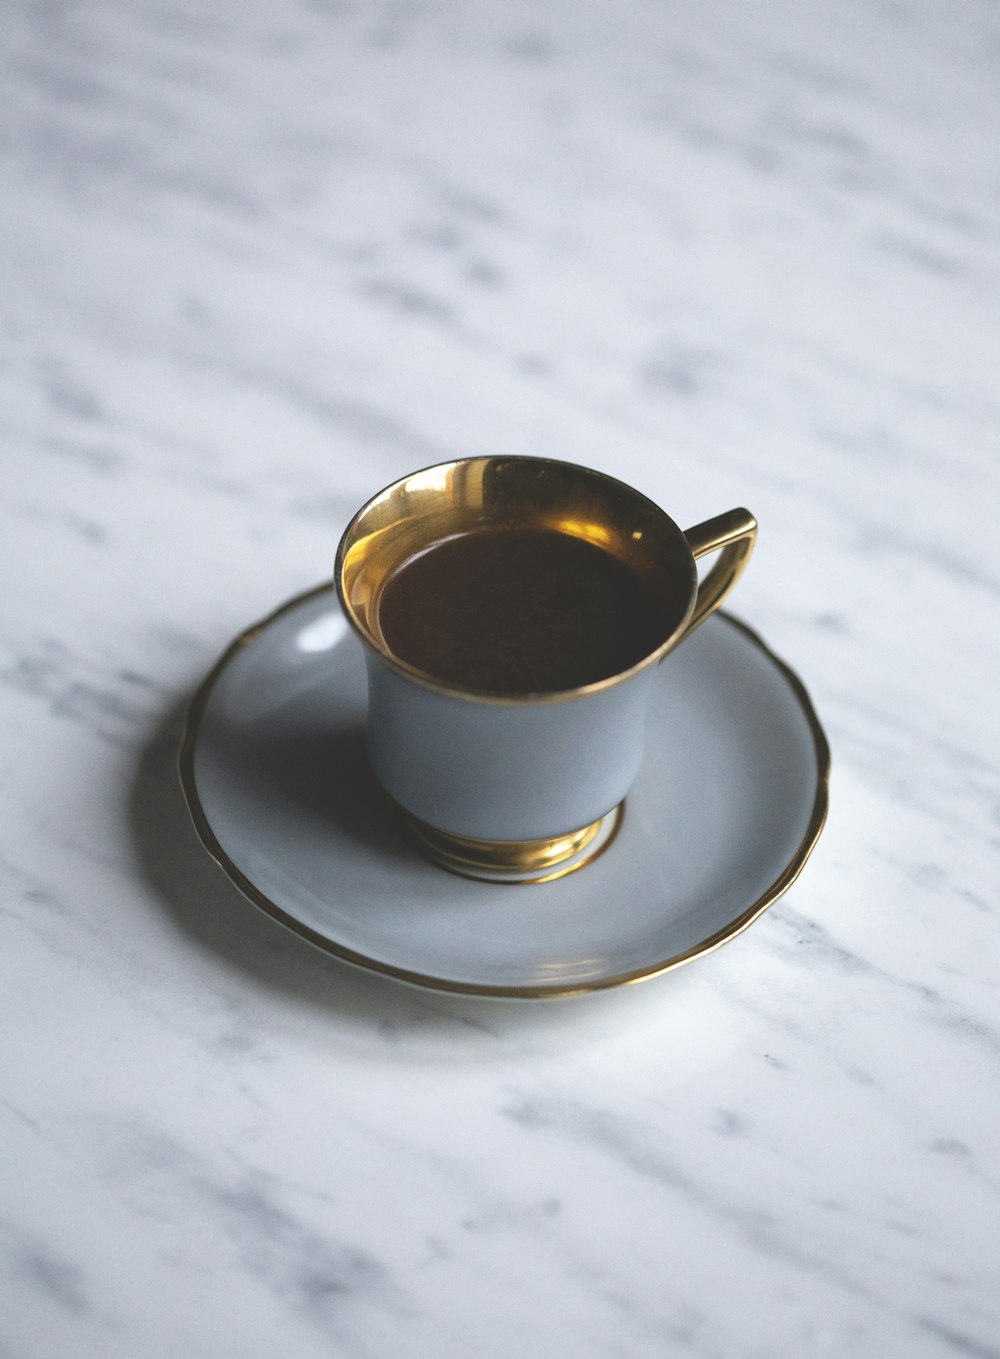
left=376, top=528, right=675, bottom=693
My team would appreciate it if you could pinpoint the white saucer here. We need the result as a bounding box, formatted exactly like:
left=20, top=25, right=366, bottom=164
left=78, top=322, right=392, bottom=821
left=180, top=585, right=829, bottom=999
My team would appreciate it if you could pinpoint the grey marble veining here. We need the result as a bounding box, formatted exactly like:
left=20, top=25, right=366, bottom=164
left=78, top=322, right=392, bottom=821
left=3, top=0, right=1000, bottom=1355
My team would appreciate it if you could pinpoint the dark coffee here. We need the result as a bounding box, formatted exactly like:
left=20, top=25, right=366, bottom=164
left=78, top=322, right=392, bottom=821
left=376, top=527, right=679, bottom=693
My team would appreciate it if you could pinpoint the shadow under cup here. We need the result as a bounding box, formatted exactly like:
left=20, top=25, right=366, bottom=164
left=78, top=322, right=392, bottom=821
left=335, top=456, right=756, bottom=883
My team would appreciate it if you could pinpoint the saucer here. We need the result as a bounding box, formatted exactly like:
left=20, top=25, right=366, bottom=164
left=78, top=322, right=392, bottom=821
left=179, top=585, right=829, bottom=999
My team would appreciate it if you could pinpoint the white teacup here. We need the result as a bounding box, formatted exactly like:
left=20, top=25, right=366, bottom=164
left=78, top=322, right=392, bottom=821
left=336, top=456, right=756, bottom=882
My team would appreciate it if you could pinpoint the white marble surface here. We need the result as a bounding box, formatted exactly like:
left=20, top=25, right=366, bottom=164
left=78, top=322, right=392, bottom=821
left=2, top=0, right=999, bottom=1354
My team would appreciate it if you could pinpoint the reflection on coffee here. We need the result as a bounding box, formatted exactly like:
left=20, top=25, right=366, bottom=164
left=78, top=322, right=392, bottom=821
left=376, top=527, right=681, bottom=694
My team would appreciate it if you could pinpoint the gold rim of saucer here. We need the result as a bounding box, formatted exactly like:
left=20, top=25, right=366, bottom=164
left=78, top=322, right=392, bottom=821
left=393, top=801, right=625, bottom=884
left=178, top=583, right=831, bottom=1000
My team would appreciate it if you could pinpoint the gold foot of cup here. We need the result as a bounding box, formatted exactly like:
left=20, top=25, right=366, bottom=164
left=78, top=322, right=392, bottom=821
left=395, top=802, right=625, bottom=884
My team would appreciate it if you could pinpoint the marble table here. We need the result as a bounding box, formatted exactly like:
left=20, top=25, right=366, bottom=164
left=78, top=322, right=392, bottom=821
left=3, top=1, right=998, bottom=1354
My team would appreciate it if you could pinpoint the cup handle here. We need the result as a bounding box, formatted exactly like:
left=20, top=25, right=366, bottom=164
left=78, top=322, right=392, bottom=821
left=680, top=508, right=758, bottom=638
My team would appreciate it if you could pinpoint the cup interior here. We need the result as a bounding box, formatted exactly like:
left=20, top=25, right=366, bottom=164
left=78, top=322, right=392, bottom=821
left=335, top=456, right=698, bottom=692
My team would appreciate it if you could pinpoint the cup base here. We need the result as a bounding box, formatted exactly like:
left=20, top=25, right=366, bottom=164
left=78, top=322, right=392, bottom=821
left=393, top=801, right=625, bottom=884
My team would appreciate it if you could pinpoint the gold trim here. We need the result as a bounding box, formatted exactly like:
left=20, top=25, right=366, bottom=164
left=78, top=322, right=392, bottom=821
left=333, top=456, right=729, bottom=707
left=394, top=801, right=623, bottom=883
left=682, top=508, right=757, bottom=638
left=178, top=584, right=831, bottom=1000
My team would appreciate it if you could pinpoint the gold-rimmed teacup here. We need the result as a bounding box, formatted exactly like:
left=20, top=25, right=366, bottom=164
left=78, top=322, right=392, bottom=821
left=335, top=456, right=756, bottom=882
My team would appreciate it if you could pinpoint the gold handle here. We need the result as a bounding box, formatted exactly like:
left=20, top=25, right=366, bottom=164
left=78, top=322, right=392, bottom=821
left=681, top=508, right=757, bottom=638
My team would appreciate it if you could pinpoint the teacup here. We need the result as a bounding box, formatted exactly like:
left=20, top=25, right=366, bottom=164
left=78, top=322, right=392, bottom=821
left=335, top=456, right=756, bottom=882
